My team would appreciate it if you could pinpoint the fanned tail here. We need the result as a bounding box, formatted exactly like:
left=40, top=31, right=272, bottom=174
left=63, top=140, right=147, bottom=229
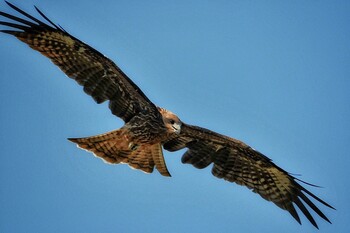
left=68, top=129, right=171, bottom=176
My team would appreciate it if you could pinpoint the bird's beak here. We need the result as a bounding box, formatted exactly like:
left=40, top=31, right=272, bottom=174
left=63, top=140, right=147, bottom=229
left=172, top=122, right=182, bottom=134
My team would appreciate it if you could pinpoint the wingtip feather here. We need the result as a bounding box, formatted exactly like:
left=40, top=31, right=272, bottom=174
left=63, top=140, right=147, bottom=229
left=34, top=5, right=59, bottom=29
left=0, top=29, right=18, bottom=35
left=294, top=197, right=319, bottom=229
left=288, top=204, right=302, bottom=225
left=4, top=1, right=14, bottom=8
left=300, top=185, right=335, bottom=210
left=67, top=138, right=78, bottom=143
left=299, top=191, right=332, bottom=224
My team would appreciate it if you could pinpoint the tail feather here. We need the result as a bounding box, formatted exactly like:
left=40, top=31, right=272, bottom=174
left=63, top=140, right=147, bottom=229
left=152, top=144, right=171, bottom=177
left=68, top=129, right=171, bottom=176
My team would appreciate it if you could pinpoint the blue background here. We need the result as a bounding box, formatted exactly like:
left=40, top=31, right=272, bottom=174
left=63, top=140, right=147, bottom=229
left=1, top=1, right=349, bottom=232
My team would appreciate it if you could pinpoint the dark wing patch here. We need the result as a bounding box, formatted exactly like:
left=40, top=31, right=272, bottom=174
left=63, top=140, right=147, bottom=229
left=181, top=140, right=215, bottom=169
left=0, top=2, right=156, bottom=122
left=163, top=123, right=334, bottom=229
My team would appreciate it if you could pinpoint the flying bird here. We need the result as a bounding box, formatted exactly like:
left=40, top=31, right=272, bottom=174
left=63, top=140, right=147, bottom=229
left=0, top=1, right=334, bottom=229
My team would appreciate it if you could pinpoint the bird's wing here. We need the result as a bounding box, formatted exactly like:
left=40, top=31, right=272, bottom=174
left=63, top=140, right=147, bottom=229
left=0, top=1, right=158, bottom=123
left=163, top=123, right=334, bottom=229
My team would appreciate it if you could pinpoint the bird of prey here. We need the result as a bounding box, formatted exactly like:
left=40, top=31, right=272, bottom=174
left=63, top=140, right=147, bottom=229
left=0, top=1, right=334, bottom=229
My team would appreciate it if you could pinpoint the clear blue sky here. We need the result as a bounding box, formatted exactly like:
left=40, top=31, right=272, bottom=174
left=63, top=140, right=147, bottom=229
left=0, top=1, right=349, bottom=232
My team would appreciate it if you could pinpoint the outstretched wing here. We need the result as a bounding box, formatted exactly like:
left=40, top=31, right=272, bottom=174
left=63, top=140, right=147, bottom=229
left=0, top=1, right=158, bottom=123
left=163, top=123, right=334, bottom=229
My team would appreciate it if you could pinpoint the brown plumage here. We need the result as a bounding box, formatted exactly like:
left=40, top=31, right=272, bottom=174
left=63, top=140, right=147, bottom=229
left=0, top=1, right=334, bottom=229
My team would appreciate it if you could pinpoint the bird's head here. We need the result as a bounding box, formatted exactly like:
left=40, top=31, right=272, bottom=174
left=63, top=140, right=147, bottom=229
left=158, top=108, right=182, bottom=134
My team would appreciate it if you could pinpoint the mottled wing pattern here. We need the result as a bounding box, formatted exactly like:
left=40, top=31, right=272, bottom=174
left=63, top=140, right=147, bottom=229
left=0, top=2, right=156, bottom=122
left=163, top=124, right=334, bottom=229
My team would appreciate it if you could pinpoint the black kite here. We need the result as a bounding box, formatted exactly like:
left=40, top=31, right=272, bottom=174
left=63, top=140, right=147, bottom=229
left=0, top=1, right=334, bottom=228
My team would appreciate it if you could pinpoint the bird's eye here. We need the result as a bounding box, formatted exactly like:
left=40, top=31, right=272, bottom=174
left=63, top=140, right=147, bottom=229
left=170, top=120, right=175, bottom=124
